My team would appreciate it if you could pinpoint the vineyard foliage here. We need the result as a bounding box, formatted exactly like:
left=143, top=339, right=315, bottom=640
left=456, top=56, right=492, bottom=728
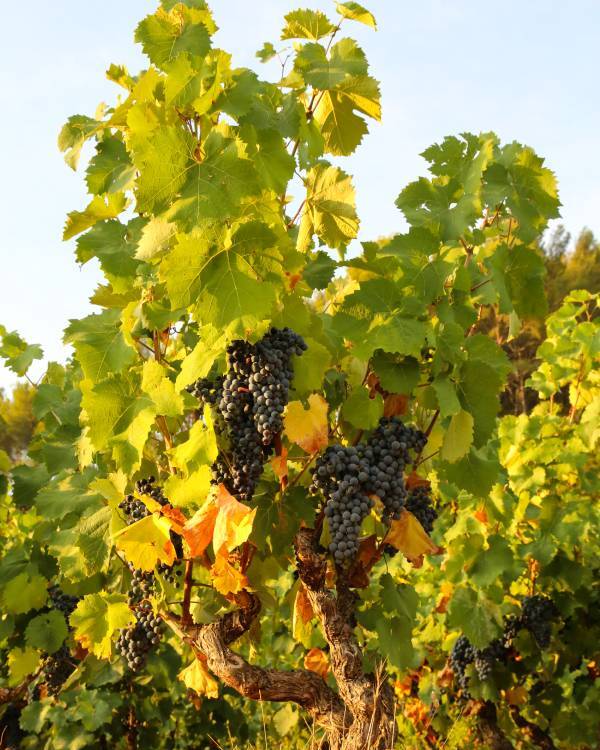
left=1, top=2, right=599, bottom=749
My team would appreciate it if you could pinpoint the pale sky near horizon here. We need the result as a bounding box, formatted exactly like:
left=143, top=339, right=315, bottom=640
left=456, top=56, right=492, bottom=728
left=1, top=1, right=598, bottom=390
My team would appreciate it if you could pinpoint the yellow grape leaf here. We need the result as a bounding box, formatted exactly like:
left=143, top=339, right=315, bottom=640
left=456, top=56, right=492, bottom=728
left=182, top=501, right=219, bottom=558
left=7, top=646, right=41, bottom=687
left=211, top=554, right=248, bottom=596
left=284, top=394, right=329, bottom=453
left=304, top=647, right=329, bottom=680
left=179, top=657, right=219, bottom=698
left=113, top=513, right=176, bottom=571
left=384, top=509, right=440, bottom=567
left=212, top=485, right=256, bottom=555
left=70, top=593, right=134, bottom=659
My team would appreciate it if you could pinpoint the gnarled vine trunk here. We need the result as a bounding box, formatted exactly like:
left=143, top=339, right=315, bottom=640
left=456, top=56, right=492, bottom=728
left=177, top=526, right=397, bottom=750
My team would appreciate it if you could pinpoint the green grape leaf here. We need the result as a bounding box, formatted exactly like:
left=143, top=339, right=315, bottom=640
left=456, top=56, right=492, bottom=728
left=70, top=593, right=134, bottom=659
left=374, top=615, right=415, bottom=669
left=281, top=9, right=335, bottom=40
left=447, top=586, right=501, bottom=649
left=58, top=115, right=100, bottom=169
left=25, top=611, right=69, bottom=655
left=298, top=163, right=359, bottom=251
left=302, top=250, right=337, bottom=289
left=0, top=328, right=43, bottom=376
left=379, top=574, right=418, bottom=621
left=76, top=506, right=113, bottom=575
left=441, top=409, right=474, bottom=463
left=135, top=7, right=212, bottom=68
left=7, top=646, right=41, bottom=687
left=141, top=359, right=184, bottom=417
left=441, top=443, right=501, bottom=497
left=169, top=407, right=218, bottom=475
left=336, top=2, right=376, bottom=28
left=433, top=375, right=461, bottom=418
left=2, top=571, right=48, bottom=614
left=86, top=137, right=136, bottom=195
left=64, top=310, right=136, bottom=383
left=341, top=387, right=383, bottom=429
left=63, top=194, right=127, bottom=240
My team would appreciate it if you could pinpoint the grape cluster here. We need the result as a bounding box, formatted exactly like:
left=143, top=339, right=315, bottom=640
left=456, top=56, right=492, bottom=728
left=116, top=601, right=163, bottom=672
left=48, top=584, right=79, bottom=618
left=450, top=595, right=559, bottom=695
left=405, top=486, right=438, bottom=534
left=40, top=645, right=76, bottom=695
left=249, top=328, right=307, bottom=445
left=128, top=565, right=155, bottom=606
left=188, top=328, right=306, bottom=501
left=157, top=560, right=184, bottom=587
left=311, top=417, right=427, bottom=564
left=520, top=594, right=559, bottom=649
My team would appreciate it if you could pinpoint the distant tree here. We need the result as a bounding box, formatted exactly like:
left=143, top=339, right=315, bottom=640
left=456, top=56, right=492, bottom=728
left=543, top=226, right=600, bottom=309
left=0, top=384, right=36, bottom=461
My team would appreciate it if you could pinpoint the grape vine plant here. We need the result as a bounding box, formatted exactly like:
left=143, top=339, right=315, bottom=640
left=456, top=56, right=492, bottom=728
left=0, top=2, right=598, bottom=750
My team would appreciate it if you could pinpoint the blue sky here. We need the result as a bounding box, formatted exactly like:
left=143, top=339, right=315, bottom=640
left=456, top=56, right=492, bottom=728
left=1, top=0, right=598, bottom=390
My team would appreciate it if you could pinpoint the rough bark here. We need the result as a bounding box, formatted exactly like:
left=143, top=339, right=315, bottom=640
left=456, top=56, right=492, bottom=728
left=295, top=528, right=397, bottom=750
left=186, top=590, right=349, bottom=748
left=477, top=702, right=514, bottom=750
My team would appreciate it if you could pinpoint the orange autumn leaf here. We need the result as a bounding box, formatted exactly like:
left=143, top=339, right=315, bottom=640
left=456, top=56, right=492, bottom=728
left=213, top=485, right=256, bottom=554
left=294, top=584, right=314, bottom=626
left=383, top=394, right=408, bottom=417
left=287, top=272, right=303, bottom=291
left=135, top=491, right=187, bottom=534
left=384, top=509, right=440, bottom=567
left=504, top=686, right=528, bottom=706
left=284, top=394, right=329, bottom=453
left=211, top=554, right=248, bottom=596
left=304, top=648, right=329, bottom=680
left=271, top=447, right=288, bottom=482
left=474, top=506, right=488, bottom=524
left=347, top=535, right=380, bottom=588
left=182, top=501, right=219, bottom=558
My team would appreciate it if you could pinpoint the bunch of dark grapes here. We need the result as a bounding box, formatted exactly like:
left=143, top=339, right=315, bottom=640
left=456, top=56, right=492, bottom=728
left=40, top=645, right=76, bottom=695
left=128, top=565, right=155, bottom=606
left=116, top=601, right=163, bottom=672
left=119, top=494, right=150, bottom=521
left=405, top=485, right=438, bottom=534
left=520, top=594, right=559, bottom=648
left=157, top=560, right=184, bottom=587
left=311, top=417, right=426, bottom=564
left=450, top=635, right=507, bottom=694
left=187, top=375, right=224, bottom=406
left=48, top=584, right=79, bottom=618
left=187, top=328, right=306, bottom=501
left=248, top=327, right=307, bottom=445
left=450, top=635, right=475, bottom=694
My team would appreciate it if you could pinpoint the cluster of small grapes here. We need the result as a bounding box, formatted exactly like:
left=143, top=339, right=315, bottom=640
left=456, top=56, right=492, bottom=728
left=157, top=560, right=184, bottom=587
left=128, top=565, right=155, bottom=606
left=405, top=486, right=438, bottom=534
left=520, top=594, right=559, bottom=648
left=187, top=375, right=224, bottom=406
left=48, top=584, right=79, bottom=618
left=187, top=328, right=306, bottom=500
left=311, top=417, right=427, bottom=564
left=248, top=327, right=307, bottom=445
left=40, top=645, right=76, bottom=695
left=450, top=595, right=559, bottom=694
left=116, top=601, right=163, bottom=672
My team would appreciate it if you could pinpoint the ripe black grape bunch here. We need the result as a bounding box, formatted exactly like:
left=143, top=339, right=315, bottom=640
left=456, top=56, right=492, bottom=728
left=116, top=477, right=186, bottom=672
left=187, top=327, right=307, bottom=501
left=37, top=583, right=81, bottom=695
left=450, top=593, right=560, bottom=696
left=310, top=417, right=428, bottom=566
